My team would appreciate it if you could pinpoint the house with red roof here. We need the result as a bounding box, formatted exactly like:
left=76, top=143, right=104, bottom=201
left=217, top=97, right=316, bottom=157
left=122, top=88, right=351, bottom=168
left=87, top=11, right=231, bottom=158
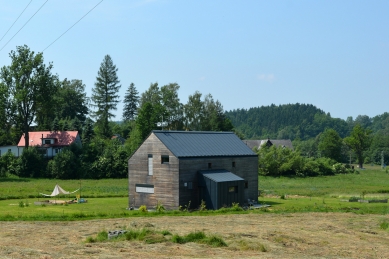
left=17, top=131, right=81, bottom=157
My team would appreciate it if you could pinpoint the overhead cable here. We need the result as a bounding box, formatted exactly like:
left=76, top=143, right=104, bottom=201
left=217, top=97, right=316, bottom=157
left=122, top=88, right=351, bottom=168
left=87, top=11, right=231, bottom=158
left=0, top=0, right=33, bottom=42
left=42, top=0, right=104, bottom=52
left=0, top=0, right=49, bottom=52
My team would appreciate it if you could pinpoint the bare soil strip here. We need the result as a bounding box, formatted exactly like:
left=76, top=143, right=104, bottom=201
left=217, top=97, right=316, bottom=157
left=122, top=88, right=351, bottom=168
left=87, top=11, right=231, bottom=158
left=0, top=213, right=388, bottom=259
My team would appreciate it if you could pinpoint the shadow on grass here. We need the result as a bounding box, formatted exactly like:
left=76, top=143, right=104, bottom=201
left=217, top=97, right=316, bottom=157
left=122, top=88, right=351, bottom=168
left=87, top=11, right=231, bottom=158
left=0, top=178, right=30, bottom=183
left=259, top=200, right=283, bottom=206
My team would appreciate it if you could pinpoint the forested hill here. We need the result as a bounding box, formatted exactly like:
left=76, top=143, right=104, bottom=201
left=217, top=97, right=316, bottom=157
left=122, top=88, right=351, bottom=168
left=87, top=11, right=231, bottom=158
left=225, top=103, right=350, bottom=140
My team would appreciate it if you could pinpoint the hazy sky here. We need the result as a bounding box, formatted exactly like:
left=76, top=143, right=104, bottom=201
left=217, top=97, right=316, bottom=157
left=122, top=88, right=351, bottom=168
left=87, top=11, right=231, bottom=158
left=0, top=0, right=388, bottom=120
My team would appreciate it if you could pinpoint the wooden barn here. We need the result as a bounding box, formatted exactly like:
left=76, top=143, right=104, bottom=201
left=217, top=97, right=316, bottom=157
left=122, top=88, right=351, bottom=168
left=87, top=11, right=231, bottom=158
left=128, top=131, right=258, bottom=210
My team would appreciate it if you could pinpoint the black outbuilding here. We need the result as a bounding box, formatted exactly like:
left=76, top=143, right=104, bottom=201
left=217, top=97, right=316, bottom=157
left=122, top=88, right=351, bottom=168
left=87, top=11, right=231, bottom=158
left=198, top=169, right=245, bottom=210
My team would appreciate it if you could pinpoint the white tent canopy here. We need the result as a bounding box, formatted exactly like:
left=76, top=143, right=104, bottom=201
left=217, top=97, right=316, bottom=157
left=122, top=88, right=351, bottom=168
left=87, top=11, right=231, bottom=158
left=40, top=184, right=79, bottom=197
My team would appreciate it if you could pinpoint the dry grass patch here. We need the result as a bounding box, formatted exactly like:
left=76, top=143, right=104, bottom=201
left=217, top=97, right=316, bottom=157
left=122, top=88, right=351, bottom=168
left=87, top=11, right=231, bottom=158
left=1, top=213, right=389, bottom=258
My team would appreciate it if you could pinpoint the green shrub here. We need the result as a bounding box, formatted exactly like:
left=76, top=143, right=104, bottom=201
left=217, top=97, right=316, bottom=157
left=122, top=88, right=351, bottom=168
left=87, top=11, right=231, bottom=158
left=202, top=235, right=227, bottom=247
left=96, top=230, right=108, bottom=242
left=231, top=202, right=243, bottom=211
left=380, top=221, right=389, bottom=230
left=139, top=205, right=148, bottom=213
left=349, top=196, right=359, bottom=202
left=18, top=201, right=24, bottom=208
left=199, top=199, right=207, bottom=211
left=85, top=236, right=96, bottom=243
left=185, top=231, right=206, bottom=242
left=155, top=201, right=165, bottom=213
left=179, top=200, right=191, bottom=212
left=172, top=234, right=186, bottom=244
left=85, top=230, right=108, bottom=243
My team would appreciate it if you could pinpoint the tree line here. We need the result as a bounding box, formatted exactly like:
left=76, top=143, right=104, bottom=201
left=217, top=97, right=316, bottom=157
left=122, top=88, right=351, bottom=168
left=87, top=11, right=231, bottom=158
left=0, top=45, right=233, bottom=179
left=227, top=104, right=389, bottom=175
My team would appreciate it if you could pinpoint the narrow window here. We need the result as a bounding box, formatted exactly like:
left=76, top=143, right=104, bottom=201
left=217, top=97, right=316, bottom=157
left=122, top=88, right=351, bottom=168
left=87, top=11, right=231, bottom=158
left=161, top=155, right=169, bottom=164
left=245, top=181, right=248, bottom=189
left=232, top=161, right=236, bottom=167
left=148, top=154, right=153, bottom=175
left=136, top=184, right=154, bottom=194
left=187, top=182, right=193, bottom=190
left=208, top=163, right=212, bottom=169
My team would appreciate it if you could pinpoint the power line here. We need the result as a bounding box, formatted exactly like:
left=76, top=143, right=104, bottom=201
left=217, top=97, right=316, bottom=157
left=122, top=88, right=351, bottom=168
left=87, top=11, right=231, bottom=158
left=0, top=0, right=33, bottom=42
left=43, top=0, right=104, bottom=52
left=0, top=0, right=49, bottom=52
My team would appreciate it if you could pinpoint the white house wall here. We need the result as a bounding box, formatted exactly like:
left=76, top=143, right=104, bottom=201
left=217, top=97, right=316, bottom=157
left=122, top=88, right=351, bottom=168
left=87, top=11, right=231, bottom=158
left=0, top=146, right=19, bottom=157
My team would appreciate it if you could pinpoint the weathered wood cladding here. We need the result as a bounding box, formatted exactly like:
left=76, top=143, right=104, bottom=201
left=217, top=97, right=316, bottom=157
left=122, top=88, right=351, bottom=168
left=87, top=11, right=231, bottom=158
left=128, top=133, right=179, bottom=209
left=178, top=156, right=258, bottom=208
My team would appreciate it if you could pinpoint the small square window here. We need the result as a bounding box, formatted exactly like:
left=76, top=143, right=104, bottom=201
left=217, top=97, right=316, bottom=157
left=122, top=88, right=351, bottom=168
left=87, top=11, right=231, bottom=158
left=228, top=186, right=237, bottom=193
left=44, top=139, right=51, bottom=144
left=161, top=155, right=169, bottom=164
left=187, top=182, right=193, bottom=190
left=208, top=163, right=212, bottom=169
left=232, top=161, right=236, bottom=167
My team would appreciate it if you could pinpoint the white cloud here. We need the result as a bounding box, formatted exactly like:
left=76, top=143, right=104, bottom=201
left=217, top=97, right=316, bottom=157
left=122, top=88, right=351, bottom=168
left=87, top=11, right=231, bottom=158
left=257, top=74, right=275, bottom=83
left=198, top=76, right=206, bottom=81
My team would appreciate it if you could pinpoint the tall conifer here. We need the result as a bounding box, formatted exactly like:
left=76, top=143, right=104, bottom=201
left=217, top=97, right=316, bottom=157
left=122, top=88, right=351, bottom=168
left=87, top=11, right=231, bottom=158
left=91, top=55, right=121, bottom=127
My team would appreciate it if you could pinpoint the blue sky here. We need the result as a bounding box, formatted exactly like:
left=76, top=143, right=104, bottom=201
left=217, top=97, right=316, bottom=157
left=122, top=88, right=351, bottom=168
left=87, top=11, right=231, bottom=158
left=0, top=0, right=388, bottom=120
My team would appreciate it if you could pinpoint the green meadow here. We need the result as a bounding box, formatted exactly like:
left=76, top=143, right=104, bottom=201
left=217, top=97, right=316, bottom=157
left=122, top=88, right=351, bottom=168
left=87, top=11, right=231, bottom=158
left=1, top=165, right=389, bottom=220
left=0, top=178, right=128, bottom=200
left=259, top=165, right=389, bottom=198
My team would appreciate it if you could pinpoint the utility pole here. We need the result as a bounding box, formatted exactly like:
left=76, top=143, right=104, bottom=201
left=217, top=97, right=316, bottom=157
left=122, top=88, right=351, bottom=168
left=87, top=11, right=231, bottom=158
left=349, top=151, right=352, bottom=165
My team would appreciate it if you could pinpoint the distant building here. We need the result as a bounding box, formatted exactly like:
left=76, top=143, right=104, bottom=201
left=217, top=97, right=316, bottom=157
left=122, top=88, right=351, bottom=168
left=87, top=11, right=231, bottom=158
left=17, top=131, right=81, bottom=157
left=128, top=131, right=258, bottom=210
left=244, top=139, right=294, bottom=150
left=111, top=134, right=126, bottom=144
left=0, top=145, right=19, bottom=157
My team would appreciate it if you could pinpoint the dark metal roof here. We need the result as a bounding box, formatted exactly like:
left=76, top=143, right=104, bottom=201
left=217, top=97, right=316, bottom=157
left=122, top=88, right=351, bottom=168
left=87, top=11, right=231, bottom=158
left=199, top=169, right=244, bottom=183
left=153, top=131, right=257, bottom=158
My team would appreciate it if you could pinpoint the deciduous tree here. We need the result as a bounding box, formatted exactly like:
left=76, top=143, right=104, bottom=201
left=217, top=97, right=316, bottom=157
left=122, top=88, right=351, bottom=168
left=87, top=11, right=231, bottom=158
left=318, top=128, right=343, bottom=162
left=0, top=45, right=56, bottom=148
left=344, top=124, right=372, bottom=168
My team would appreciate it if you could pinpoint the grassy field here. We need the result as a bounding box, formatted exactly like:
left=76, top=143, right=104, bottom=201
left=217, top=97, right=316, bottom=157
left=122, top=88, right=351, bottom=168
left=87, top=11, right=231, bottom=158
left=0, top=178, right=128, bottom=200
left=1, top=165, right=389, bottom=220
left=259, top=165, right=389, bottom=198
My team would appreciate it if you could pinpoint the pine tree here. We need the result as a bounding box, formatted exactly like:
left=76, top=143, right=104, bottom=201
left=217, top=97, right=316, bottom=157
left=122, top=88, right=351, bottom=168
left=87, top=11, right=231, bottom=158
left=82, top=118, right=94, bottom=144
left=122, top=83, right=139, bottom=121
left=91, top=55, right=121, bottom=127
left=52, top=117, right=59, bottom=132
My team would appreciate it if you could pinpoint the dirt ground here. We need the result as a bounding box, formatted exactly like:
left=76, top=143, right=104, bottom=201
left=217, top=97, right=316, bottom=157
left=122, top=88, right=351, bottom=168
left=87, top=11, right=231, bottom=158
left=0, top=212, right=389, bottom=259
